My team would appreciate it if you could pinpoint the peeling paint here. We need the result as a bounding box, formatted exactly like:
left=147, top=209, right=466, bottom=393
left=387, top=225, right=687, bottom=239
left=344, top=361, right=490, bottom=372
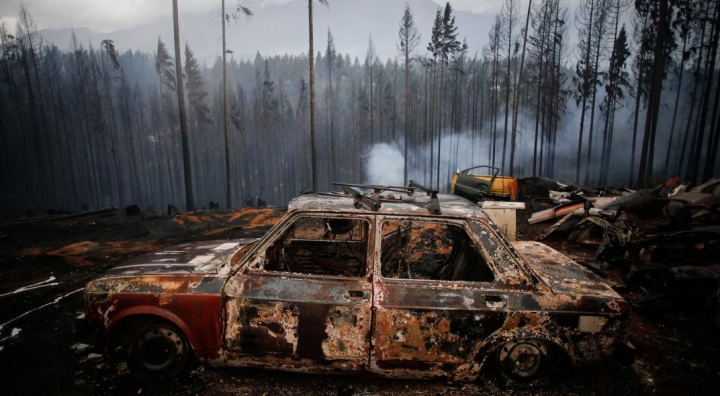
left=83, top=192, right=630, bottom=381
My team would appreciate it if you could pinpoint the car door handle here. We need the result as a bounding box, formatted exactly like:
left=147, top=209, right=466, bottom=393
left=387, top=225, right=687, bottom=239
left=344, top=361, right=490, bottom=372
left=344, top=290, right=368, bottom=300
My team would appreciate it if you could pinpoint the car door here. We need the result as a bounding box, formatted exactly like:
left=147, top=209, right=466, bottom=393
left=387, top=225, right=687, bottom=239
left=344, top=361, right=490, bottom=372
left=222, top=213, right=374, bottom=372
left=369, top=216, right=509, bottom=380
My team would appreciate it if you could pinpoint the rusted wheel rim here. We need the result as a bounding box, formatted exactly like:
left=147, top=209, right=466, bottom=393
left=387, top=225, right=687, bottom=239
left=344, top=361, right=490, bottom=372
left=136, top=326, right=185, bottom=371
left=498, top=339, right=548, bottom=380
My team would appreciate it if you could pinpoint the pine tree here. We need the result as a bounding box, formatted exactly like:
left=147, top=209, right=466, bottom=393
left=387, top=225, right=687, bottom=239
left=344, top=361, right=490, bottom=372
left=509, top=0, right=533, bottom=177
left=365, top=36, right=378, bottom=145
left=325, top=29, right=337, bottom=183
left=500, top=0, right=520, bottom=174
left=222, top=1, right=252, bottom=208
left=398, top=2, right=420, bottom=184
left=636, top=0, right=675, bottom=185
left=100, top=39, right=123, bottom=206
left=308, top=0, right=329, bottom=192
left=172, top=0, right=194, bottom=210
left=156, top=37, right=176, bottom=92
left=184, top=43, right=211, bottom=127
left=599, top=25, right=631, bottom=184
left=436, top=2, right=465, bottom=188
left=573, top=0, right=613, bottom=184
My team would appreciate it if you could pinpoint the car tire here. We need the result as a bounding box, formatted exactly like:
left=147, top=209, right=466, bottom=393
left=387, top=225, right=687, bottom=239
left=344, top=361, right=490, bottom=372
left=126, top=322, right=190, bottom=380
left=496, top=338, right=551, bottom=383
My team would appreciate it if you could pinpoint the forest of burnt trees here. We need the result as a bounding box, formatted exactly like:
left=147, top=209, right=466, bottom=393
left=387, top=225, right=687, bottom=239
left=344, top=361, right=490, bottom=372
left=1, top=0, right=719, bottom=210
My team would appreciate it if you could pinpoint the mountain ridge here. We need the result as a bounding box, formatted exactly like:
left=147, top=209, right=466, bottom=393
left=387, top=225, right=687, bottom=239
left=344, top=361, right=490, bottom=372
left=36, top=0, right=495, bottom=64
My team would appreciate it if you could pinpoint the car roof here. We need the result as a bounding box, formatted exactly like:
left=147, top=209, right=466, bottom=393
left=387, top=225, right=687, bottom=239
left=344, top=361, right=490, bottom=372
left=288, top=192, right=490, bottom=220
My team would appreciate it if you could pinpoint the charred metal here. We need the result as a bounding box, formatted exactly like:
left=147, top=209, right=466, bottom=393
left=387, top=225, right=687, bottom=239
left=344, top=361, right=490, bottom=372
left=532, top=177, right=720, bottom=328
left=84, top=188, right=629, bottom=382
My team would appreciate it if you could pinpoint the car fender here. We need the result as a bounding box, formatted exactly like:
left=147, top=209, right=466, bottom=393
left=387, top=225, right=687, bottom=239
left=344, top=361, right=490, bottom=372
left=105, top=305, right=198, bottom=353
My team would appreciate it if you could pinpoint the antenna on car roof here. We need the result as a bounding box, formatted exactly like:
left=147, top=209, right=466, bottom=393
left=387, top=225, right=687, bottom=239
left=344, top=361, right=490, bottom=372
left=408, top=180, right=441, bottom=214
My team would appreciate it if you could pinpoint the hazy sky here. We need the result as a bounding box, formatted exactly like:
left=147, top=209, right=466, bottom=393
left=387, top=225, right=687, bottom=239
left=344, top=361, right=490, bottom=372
left=0, top=0, right=597, bottom=64
left=0, top=0, right=517, bottom=33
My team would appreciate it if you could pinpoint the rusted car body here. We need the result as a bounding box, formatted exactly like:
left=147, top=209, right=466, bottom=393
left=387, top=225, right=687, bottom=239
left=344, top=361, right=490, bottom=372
left=84, top=192, right=628, bottom=382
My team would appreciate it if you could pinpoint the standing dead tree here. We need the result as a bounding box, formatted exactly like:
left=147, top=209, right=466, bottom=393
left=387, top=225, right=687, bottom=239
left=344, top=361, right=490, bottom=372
left=307, top=0, right=329, bottom=192
left=398, top=3, right=420, bottom=185
left=172, top=0, right=194, bottom=210
left=509, top=0, right=533, bottom=177
left=221, top=1, right=252, bottom=208
left=500, top=0, right=520, bottom=174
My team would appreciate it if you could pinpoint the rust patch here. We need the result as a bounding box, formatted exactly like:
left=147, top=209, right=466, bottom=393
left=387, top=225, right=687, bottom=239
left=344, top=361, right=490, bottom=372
left=322, top=305, right=368, bottom=360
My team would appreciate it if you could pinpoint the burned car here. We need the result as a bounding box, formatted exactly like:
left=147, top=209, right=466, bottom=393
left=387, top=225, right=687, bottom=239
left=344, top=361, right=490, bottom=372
left=84, top=183, right=629, bottom=383
left=452, top=165, right=519, bottom=202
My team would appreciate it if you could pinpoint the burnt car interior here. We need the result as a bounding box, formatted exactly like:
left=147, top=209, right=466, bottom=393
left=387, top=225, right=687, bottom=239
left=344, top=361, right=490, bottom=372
left=381, top=220, right=494, bottom=282
left=263, top=216, right=369, bottom=277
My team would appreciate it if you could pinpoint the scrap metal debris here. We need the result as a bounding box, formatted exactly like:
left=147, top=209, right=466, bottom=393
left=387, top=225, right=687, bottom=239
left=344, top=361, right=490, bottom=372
left=530, top=177, right=720, bottom=323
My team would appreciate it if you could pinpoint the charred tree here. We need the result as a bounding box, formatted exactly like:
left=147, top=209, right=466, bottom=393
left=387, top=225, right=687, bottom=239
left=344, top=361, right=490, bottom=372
left=308, top=0, right=329, bottom=192
left=398, top=3, right=420, bottom=184
left=172, top=0, right=194, bottom=210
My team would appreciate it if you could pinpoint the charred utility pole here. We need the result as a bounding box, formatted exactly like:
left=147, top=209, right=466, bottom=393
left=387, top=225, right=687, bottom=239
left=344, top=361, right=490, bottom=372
left=172, top=0, right=194, bottom=210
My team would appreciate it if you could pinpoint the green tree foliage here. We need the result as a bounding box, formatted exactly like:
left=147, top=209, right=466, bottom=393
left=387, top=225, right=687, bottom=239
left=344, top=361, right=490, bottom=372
left=156, top=37, right=176, bottom=92
left=184, top=43, right=211, bottom=125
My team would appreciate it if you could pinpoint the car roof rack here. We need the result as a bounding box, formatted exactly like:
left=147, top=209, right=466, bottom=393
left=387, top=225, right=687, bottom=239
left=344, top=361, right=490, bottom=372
left=322, top=182, right=441, bottom=215
left=408, top=180, right=441, bottom=214
left=332, top=182, right=418, bottom=196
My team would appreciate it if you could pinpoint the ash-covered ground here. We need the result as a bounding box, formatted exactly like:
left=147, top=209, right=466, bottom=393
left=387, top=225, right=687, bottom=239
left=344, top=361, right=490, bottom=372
left=0, top=206, right=718, bottom=395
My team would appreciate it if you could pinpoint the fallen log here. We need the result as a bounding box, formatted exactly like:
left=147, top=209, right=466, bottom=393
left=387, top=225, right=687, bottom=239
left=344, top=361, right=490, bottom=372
left=528, top=201, right=585, bottom=224
left=0, top=207, right=117, bottom=227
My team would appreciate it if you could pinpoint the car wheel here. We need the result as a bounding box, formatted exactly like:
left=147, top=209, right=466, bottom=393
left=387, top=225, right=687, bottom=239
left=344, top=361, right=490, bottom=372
left=496, top=338, right=550, bottom=383
left=126, top=322, right=190, bottom=380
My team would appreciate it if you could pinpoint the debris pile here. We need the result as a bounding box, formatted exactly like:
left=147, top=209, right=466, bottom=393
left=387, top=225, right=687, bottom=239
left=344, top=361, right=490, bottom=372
left=529, top=178, right=720, bottom=327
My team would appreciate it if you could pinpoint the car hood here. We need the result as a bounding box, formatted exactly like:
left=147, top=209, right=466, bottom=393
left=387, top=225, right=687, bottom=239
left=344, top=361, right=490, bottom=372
left=513, top=241, right=620, bottom=299
left=104, top=238, right=258, bottom=276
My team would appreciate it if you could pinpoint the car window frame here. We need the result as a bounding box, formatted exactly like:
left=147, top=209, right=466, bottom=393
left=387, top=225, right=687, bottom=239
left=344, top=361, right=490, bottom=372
left=374, top=215, right=502, bottom=287
left=467, top=218, right=538, bottom=287
left=241, top=211, right=375, bottom=281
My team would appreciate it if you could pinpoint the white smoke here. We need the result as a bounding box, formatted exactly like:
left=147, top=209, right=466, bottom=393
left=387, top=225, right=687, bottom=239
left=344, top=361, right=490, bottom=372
left=363, top=132, right=495, bottom=192
left=362, top=85, right=699, bottom=192
left=363, top=143, right=406, bottom=186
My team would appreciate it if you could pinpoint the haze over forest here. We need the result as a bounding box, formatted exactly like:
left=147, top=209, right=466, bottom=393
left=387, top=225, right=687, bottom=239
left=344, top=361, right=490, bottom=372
left=28, top=0, right=499, bottom=65
left=0, top=0, right=718, bottom=211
